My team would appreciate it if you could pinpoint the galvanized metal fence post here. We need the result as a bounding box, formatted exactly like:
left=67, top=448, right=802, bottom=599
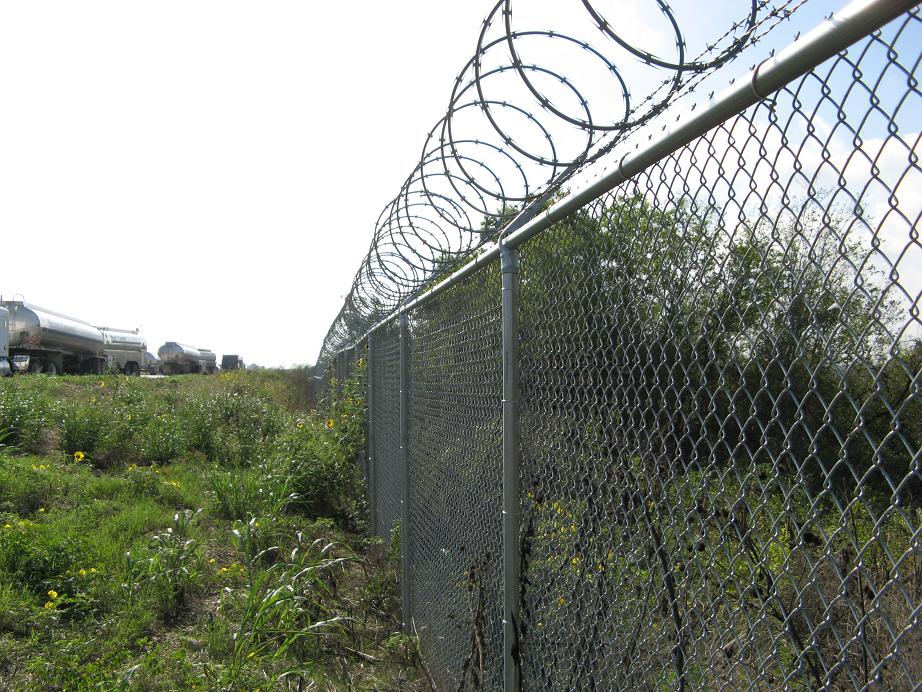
left=399, top=312, right=412, bottom=632
left=366, top=331, right=377, bottom=536
left=501, top=243, right=522, bottom=692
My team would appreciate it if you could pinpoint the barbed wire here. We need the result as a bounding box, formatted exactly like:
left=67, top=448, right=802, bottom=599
left=317, top=0, right=820, bottom=364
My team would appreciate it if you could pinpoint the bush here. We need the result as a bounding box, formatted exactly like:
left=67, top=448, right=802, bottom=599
left=279, top=425, right=354, bottom=518
left=125, top=509, right=204, bottom=620
left=0, top=458, right=66, bottom=515
left=0, top=383, right=49, bottom=452
left=0, top=515, right=95, bottom=594
left=58, top=400, right=112, bottom=457
left=207, top=460, right=294, bottom=520
left=136, top=414, right=187, bottom=463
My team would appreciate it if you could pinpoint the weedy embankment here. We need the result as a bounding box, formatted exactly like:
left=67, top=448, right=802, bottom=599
left=0, top=369, right=425, bottom=690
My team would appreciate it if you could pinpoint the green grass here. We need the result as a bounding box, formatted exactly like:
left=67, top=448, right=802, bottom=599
left=0, top=370, right=427, bottom=691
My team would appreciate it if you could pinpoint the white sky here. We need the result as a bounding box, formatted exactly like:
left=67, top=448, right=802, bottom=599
left=5, top=0, right=910, bottom=368
left=0, top=1, right=494, bottom=367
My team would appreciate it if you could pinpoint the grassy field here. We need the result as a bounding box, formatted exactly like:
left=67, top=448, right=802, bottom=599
left=0, top=370, right=425, bottom=690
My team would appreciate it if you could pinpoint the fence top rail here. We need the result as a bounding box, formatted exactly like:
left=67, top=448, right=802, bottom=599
left=336, top=0, right=919, bottom=357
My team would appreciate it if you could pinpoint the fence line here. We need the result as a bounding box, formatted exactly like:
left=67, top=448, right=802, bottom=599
left=328, top=1, right=922, bottom=688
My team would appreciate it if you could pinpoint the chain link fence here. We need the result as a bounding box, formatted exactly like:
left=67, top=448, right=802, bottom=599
left=348, top=2, right=922, bottom=689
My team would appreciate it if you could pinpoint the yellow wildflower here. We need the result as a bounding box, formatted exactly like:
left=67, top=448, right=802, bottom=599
left=73, top=451, right=86, bottom=462
left=79, top=569, right=87, bottom=576
left=296, top=421, right=304, bottom=429
left=47, top=590, right=58, bottom=599
left=325, top=418, right=335, bottom=429
left=90, top=568, right=97, bottom=574
left=44, top=602, right=54, bottom=609
left=38, top=508, right=45, bottom=513
left=99, top=381, right=106, bottom=388
left=209, top=558, right=216, bottom=564
left=3, top=524, right=10, bottom=529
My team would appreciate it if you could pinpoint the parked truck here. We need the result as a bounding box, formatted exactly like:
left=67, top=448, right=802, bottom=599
left=197, top=348, right=218, bottom=374
left=0, top=306, right=10, bottom=377
left=221, top=354, right=244, bottom=371
left=158, top=342, right=216, bottom=375
left=1, top=300, right=106, bottom=375
left=97, top=326, right=147, bottom=375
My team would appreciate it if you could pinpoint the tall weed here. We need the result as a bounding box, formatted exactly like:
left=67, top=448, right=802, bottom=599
left=58, top=400, right=111, bottom=457
left=0, top=385, right=48, bottom=452
left=222, top=536, right=355, bottom=683
left=125, top=509, right=204, bottom=619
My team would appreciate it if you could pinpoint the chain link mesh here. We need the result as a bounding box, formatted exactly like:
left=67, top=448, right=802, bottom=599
left=354, top=6, right=922, bottom=690
left=515, top=11, right=921, bottom=689
left=370, top=323, right=402, bottom=539
left=407, top=265, right=504, bottom=690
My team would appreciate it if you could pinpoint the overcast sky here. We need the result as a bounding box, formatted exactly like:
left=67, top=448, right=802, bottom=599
left=0, top=1, right=495, bottom=367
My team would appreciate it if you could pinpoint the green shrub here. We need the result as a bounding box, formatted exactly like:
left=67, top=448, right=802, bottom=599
left=207, top=459, right=294, bottom=520
left=230, top=516, right=280, bottom=565
left=57, top=400, right=112, bottom=457
left=280, top=424, right=360, bottom=519
left=136, top=414, right=187, bottom=463
left=0, top=515, right=95, bottom=594
left=0, top=383, right=49, bottom=452
left=0, top=457, right=64, bottom=515
left=125, top=509, right=204, bottom=619
left=220, top=536, right=355, bottom=684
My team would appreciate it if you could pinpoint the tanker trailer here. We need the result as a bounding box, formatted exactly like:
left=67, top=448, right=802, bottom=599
left=196, top=348, right=218, bottom=374
left=1, top=300, right=106, bottom=375
left=0, top=306, right=11, bottom=377
left=97, top=327, right=147, bottom=375
left=157, top=342, right=202, bottom=375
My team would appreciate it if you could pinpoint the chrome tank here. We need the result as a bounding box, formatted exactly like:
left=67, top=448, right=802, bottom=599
left=2, top=301, right=104, bottom=355
left=98, top=327, right=146, bottom=352
left=158, top=342, right=201, bottom=364
left=196, top=348, right=217, bottom=368
left=0, top=306, right=10, bottom=376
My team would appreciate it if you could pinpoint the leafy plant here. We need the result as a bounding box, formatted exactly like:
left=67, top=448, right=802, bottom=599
left=125, top=509, right=204, bottom=619
left=222, top=536, right=355, bottom=683
left=0, top=384, right=48, bottom=452
left=136, top=414, right=187, bottom=463
left=208, top=460, right=295, bottom=520
left=58, top=400, right=111, bottom=458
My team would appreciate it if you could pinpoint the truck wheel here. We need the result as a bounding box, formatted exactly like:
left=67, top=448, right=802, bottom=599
left=45, top=361, right=59, bottom=376
left=28, top=360, right=42, bottom=374
left=125, top=362, right=140, bottom=376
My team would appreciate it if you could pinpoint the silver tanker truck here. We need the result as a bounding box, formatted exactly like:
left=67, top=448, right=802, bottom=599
left=1, top=300, right=107, bottom=375
left=97, top=326, right=147, bottom=375
left=0, top=306, right=11, bottom=376
left=157, top=342, right=214, bottom=375
left=197, top=348, right=218, bottom=374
